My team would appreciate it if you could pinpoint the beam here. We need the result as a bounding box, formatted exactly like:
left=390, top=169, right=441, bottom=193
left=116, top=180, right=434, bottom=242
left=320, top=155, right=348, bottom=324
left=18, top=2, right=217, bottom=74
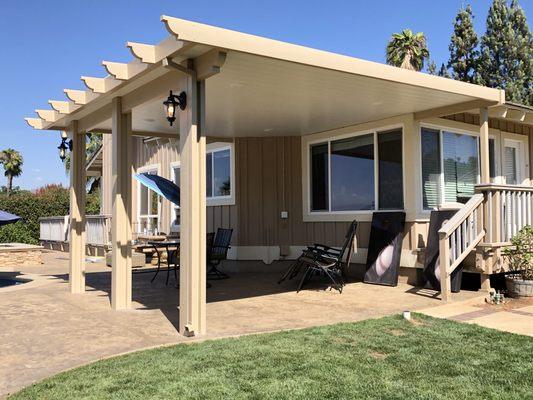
left=102, top=60, right=147, bottom=80
left=68, top=120, right=86, bottom=294
left=126, top=36, right=184, bottom=64
left=24, top=117, right=46, bottom=129
left=414, top=100, right=499, bottom=121
left=64, top=89, right=99, bottom=105
left=111, top=97, right=133, bottom=310
left=179, top=73, right=207, bottom=336
left=49, top=100, right=80, bottom=114
left=480, top=107, right=490, bottom=183
left=506, top=109, right=526, bottom=122
left=35, top=109, right=60, bottom=122
left=81, top=76, right=121, bottom=94
left=193, top=49, right=227, bottom=81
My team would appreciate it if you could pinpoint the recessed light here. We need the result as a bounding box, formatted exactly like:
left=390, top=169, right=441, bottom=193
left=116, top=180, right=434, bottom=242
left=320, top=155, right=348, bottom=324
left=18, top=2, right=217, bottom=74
left=264, top=128, right=273, bottom=132
left=372, top=101, right=383, bottom=106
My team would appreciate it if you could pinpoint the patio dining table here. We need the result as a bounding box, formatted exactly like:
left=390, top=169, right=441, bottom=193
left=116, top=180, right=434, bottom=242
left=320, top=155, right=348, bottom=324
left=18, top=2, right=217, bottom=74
left=147, top=240, right=180, bottom=286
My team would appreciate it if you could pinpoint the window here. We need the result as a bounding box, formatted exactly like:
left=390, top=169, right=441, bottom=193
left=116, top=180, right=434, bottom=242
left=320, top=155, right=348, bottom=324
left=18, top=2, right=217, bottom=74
left=138, top=168, right=160, bottom=233
left=503, top=139, right=522, bottom=185
left=421, top=127, right=480, bottom=209
left=206, top=147, right=231, bottom=199
left=309, top=128, right=403, bottom=212
left=378, top=130, right=404, bottom=210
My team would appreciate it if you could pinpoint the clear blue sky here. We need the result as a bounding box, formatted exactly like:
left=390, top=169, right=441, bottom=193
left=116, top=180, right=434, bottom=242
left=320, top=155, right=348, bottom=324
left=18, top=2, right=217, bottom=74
left=0, top=0, right=530, bottom=190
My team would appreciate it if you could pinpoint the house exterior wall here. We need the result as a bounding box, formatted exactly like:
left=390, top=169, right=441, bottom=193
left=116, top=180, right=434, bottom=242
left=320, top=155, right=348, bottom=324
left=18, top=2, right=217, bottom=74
left=98, top=112, right=532, bottom=268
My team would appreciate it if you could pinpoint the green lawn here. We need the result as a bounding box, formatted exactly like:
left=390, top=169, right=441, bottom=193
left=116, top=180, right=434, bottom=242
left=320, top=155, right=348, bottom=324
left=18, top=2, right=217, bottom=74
left=11, top=315, right=533, bottom=400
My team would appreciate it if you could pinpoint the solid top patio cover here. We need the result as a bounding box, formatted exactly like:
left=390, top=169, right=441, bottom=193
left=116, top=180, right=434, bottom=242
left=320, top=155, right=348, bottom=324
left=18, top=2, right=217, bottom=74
left=0, top=210, right=21, bottom=226
left=135, top=173, right=180, bottom=206
left=24, top=16, right=505, bottom=137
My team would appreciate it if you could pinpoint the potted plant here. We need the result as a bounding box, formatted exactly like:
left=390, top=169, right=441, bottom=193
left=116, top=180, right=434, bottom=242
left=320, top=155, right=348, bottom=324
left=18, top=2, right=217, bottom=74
left=503, top=226, right=533, bottom=298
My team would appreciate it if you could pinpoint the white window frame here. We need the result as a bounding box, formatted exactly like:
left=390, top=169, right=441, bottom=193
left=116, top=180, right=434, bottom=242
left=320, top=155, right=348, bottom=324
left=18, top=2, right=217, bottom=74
left=136, top=164, right=161, bottom=233
left=170, top=161, right=181, bottom=231
left=206, top=142, right=235, bottom=206
left=306, top=123, right=405, bottom=216
left=419, top=123, right=482, bottom=210
left=501, top=133, right=529, bottom=185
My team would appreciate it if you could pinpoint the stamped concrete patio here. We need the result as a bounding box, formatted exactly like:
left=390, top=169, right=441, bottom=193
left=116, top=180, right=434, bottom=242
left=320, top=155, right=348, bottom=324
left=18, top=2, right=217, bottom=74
left=0, top=250, right=483, bottom=397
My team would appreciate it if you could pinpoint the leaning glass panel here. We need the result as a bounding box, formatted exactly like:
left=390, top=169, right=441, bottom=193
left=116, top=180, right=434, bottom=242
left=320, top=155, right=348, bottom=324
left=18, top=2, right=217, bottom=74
left=421, top=128, right=441, bottom=209
left=331, top=134, right=375, bottom=211
left=310, top=143, right=329, bottom=211
left=213, top=149, right=231, bottom=196
left=378, top=129, right=403, bottom=210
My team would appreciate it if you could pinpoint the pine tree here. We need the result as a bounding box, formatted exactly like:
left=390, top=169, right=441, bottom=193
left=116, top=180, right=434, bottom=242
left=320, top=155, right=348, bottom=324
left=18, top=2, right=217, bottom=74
left=478, top=0, right=532, bottom=105
left=506, top=0, right=532, bottom=105
left=438, top=63, right=451, bottom=78
left=427, top=59, right=437, bottom=75
left=447, top=5, right=478, bottom=83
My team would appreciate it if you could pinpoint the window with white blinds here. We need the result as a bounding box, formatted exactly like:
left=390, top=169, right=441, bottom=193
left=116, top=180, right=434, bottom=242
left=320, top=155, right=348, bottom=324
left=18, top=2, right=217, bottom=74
left=504, top=145, right=518, bottom=185
left=421, top=127, right=480, bottom=209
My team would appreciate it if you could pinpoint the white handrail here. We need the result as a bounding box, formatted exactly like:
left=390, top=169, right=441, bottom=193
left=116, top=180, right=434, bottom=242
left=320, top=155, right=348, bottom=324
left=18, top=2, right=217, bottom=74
left=438, top=194, right=486, bottom=301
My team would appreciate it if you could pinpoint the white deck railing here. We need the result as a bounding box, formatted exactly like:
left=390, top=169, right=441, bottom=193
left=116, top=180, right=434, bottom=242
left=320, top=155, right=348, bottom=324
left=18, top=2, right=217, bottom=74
left=476, top=184, right=533, bottom=244
left=39, top=216, right=69, bottom=242
left=438, top=194, right=486, bottom=301
left=39, top=215, right=111, bottom=246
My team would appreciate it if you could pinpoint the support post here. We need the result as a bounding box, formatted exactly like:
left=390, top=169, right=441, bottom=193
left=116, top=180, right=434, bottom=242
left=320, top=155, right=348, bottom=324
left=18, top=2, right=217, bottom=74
left=479, top=107, right=490, bottom=183
left=438, top=233, right=452, bottom=301
left=69, top=121, right=86, bottom=293
left=179, top=73, right=207, bottom=336
left=111, top=97, right=133, bottom=310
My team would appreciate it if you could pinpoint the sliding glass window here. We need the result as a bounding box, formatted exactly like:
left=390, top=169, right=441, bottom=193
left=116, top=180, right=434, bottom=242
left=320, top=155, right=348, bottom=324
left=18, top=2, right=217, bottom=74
left=310, top=128, right=403, bottom=213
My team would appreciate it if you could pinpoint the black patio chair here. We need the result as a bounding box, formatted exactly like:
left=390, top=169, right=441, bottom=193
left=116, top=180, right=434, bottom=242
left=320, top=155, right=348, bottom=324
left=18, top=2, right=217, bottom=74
left=207, top=228, right=233, bottom=280
left=296, top=220, right=358, bottom=293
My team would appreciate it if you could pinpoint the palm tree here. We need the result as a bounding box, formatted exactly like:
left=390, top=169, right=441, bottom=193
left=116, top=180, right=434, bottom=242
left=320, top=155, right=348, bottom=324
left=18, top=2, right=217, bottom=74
left=0, top=149, right=23, bottom=195
left=386, top=29, right=430, bottom=71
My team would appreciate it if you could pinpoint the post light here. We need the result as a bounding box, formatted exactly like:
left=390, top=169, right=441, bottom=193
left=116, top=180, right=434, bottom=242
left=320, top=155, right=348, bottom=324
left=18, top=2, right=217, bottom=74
left=163, top=90, right=187, bottom=126
left=60, top=131, right=68, bottom=140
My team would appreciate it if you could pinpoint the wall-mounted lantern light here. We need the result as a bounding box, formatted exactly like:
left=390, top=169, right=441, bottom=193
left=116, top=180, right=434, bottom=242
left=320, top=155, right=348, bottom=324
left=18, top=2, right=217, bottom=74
left=163, top=90, right=187, bottom=126
left=58, top=133, right=73, bottom=161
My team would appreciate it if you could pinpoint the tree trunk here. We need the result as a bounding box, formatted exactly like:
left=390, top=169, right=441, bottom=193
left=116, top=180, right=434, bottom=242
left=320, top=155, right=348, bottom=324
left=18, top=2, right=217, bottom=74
left=6, top=174, right=12, bottom=196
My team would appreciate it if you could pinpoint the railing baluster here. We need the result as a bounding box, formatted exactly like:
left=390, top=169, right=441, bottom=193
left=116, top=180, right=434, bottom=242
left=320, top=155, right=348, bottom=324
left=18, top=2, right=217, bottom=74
left=450, top=231, right=456, bottom=263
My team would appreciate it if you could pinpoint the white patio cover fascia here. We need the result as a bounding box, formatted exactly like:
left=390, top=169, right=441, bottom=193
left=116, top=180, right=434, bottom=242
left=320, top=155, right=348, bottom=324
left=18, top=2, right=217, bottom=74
left=25, top=16, right=506, bottom=139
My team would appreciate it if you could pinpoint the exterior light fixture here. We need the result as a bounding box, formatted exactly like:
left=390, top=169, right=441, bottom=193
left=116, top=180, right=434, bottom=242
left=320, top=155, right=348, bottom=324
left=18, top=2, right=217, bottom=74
left=58, top=134, right=73, bottom=162
left=163, top=90, right=186, bottom=126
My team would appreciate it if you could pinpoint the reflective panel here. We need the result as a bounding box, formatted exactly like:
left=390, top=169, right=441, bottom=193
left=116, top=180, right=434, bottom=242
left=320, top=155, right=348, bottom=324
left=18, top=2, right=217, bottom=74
left=331, top=134, right=374, bottom=211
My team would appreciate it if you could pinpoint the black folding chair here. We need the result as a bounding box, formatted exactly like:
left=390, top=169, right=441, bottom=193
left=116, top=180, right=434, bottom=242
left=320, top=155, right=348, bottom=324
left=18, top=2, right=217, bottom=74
left=207, top=228, right=233, bottom=280
left=296, top=220, right=358, bottom=293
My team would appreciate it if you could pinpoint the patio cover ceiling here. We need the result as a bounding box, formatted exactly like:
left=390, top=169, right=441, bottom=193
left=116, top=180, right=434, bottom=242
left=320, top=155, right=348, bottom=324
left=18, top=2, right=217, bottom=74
left=25, top=17, right=505, bottom=138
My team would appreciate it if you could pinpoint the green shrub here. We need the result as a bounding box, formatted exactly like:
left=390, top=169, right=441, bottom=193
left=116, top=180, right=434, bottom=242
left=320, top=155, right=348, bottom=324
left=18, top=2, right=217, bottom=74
left=0, top=184, right=100, bottom=244
left=0, top=221, right=38, bottom=244
left=503, top=225, right=533, bottom=280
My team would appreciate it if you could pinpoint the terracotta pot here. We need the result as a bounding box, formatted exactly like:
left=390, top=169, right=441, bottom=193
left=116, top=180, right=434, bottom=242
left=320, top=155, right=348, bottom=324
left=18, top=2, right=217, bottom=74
left=506, top=275, right=533, bottom=298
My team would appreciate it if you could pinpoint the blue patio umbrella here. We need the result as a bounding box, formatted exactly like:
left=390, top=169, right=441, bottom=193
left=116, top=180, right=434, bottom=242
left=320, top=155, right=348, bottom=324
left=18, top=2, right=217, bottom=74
left=134, top=173, right=180, bottom=206
left=0, top=210, right=21, bottom=226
